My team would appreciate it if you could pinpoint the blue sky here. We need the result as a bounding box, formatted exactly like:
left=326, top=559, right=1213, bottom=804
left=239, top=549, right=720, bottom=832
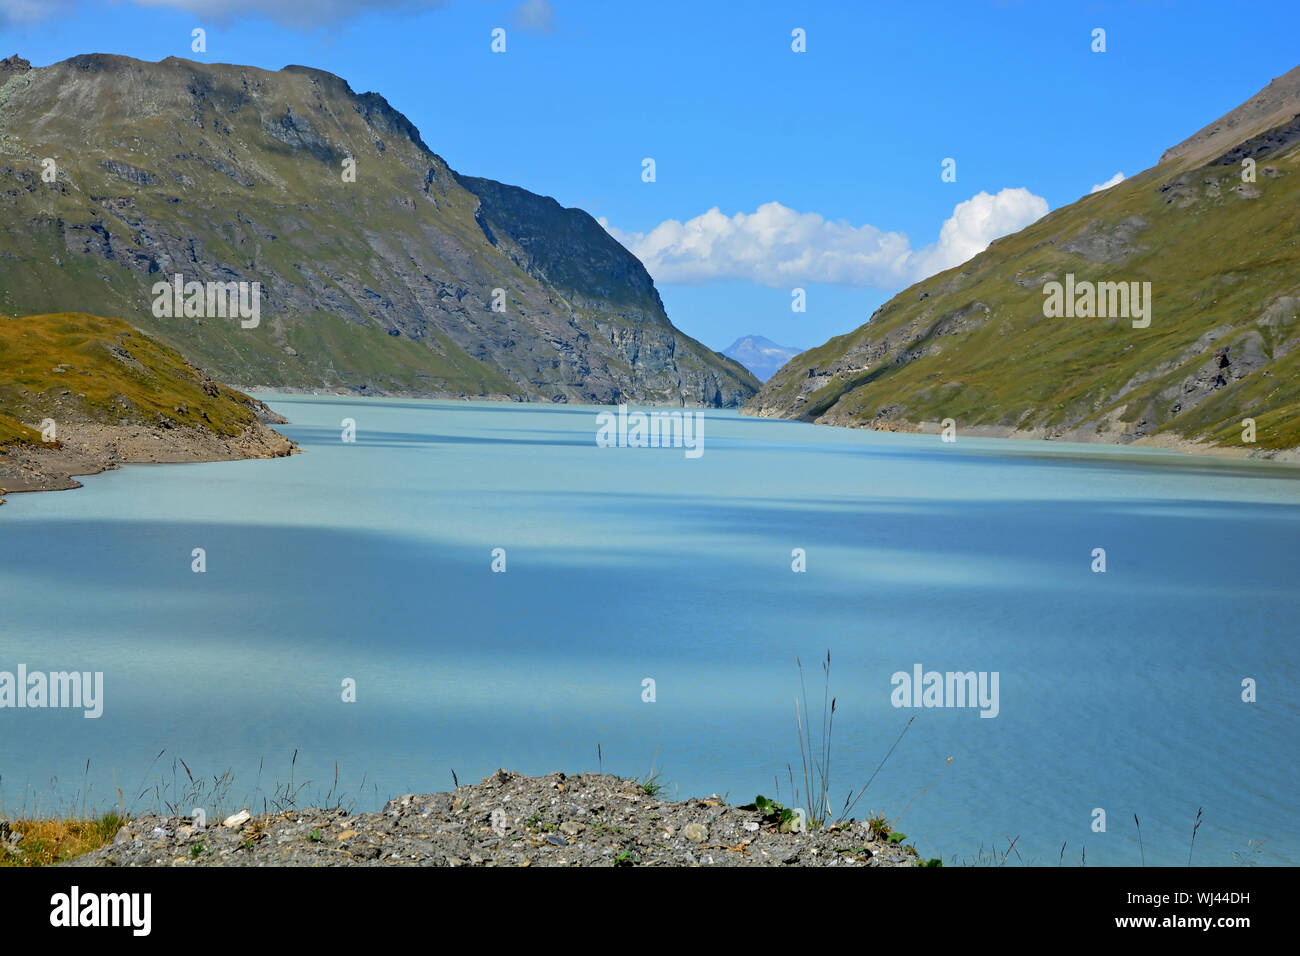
left=3, top=0, right=1298, bottom=353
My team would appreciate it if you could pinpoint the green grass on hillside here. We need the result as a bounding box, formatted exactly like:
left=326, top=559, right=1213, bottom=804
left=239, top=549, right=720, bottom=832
left=0, top=312, right=265, bottom=444
left=0, top=410, right=42, bottom=446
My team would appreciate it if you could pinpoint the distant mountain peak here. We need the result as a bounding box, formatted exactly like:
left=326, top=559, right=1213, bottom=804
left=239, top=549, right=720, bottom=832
left=725, top=334, right=799, bottom=351
left=723, top=336, right=804, bottom=382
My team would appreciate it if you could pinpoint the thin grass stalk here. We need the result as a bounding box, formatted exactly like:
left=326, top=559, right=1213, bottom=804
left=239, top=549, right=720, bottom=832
left=1188, top=807, right=1202, bottom=866
left=840, top=715, right=915, bottom=823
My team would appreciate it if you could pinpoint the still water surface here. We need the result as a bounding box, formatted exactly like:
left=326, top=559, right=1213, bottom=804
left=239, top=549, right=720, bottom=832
left=2, top=395, right=1296, bottom=865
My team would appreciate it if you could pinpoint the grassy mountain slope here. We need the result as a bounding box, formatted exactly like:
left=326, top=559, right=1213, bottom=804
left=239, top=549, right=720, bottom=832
left=0, top=311, right=295, bottom=495
left=0, top=54, right=757, bottom=406
left=0, top=311, right=272, bottom=438
left=745, top=65, right=1300, bottom=455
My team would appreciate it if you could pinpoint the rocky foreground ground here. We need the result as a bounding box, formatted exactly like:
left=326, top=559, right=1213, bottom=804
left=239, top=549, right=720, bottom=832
left=66, top=770, right=922, bottom=867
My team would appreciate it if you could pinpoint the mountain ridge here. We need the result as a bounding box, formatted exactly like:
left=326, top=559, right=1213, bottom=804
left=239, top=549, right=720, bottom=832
left=1160, top=65, right=1300, bottom=168
left=0, top=53, right=758, bottom=406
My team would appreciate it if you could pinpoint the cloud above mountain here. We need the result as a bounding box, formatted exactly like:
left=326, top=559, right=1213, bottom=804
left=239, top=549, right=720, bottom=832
left=1, top=0, right=554, bottom=31
left=1090, top=171, right=1126, bottom=193
left=513, top=0, right=555, bottom=33
left=600, top=188, right=1049, bottom=289
left=0, top=0, right=73, bottom=21
left=0, top=0, right=448, bottom=27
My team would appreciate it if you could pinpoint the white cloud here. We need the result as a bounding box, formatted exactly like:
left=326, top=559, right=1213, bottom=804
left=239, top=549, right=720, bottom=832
left=1090, top=171, right=1125, bottom=193
left=600, top=188, right=1049, bottom=289
left=513, top=0, right=555, bottom=33
left=0, top=0, right=75, bottom=22
left=0, top=0, right=448, bottom=28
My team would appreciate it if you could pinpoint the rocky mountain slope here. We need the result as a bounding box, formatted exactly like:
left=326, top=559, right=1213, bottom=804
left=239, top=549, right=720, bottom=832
left=745, top=65, right=1300, bottom=456
left=0, top=54, right=756, bottom=406
left=0, top=311, right=296, bottom=495
left=724, top=335, right=804, bottom=381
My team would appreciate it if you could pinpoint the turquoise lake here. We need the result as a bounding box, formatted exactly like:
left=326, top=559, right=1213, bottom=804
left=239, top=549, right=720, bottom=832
left=2, top=394, right=1297, bottom=865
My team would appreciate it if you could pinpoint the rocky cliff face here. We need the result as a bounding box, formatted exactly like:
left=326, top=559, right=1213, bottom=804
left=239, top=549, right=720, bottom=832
left=745, top=64, right=1300, bottom=455
left=0, top=54, right=757, bottom=406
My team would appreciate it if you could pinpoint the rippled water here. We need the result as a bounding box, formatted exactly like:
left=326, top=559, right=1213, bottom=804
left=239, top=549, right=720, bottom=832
left=2, top=395, right=1296, bottom=865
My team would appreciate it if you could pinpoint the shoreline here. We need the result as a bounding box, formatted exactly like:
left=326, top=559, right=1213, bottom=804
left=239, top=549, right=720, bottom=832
left=0, top=417, right=298, bottom=499
left=912, top=419, right=1300, bottom=463
left=239, top=383, right=754, bottom=408
left=740, top=407, right=1300, bottom=466
left=7, top=391, right=1295, bottom=505
left=257, top=392, right=1300, bottom=468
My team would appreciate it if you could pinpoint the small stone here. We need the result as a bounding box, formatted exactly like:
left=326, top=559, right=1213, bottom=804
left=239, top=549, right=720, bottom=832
left=559, top=822, right=583, bottom=836
left=222, top=810, right=251, bottom=829
left=683, top=823, right=708, bottom=843
left=337, top=829, right=357, bottom=841
left=546, top=834, right=568, bottom=847
left=742, top=822, right=759, bottom=832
